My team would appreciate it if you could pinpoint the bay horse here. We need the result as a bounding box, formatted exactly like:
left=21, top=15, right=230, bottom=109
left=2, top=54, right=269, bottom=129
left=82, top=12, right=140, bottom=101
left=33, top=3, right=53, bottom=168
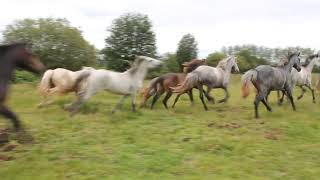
left=0, top=43, right=45, bottom=131
left=65, top=56, right=162, bottom=115
left=278, top=53, right=320, bottom=104
left=143, top=59, right=209, bottom=109
left=172, top=56, right=239, bottom=110
left=38, top=67, right=93, bottom=107
left=241, top=51, right=301, bottom=118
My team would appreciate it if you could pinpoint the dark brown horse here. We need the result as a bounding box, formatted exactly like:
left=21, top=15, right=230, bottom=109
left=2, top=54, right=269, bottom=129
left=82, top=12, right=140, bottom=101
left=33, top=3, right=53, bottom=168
left=0, top=43, right=45, bottom=131
left=141, top=59, right=212, bottom=109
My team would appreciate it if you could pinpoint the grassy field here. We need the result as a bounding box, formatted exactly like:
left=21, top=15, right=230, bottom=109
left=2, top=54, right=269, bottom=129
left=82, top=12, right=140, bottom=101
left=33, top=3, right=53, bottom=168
left=0, top=75, right=319, bottom=179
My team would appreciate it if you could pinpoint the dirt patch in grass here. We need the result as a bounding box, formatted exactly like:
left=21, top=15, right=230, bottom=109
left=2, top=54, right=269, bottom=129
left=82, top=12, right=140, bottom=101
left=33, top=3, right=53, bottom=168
left=0, top=154, right=15, bottom=161
left=208, top=122, right=242, bottom=129
left=264, top=128, right=282, bottom=140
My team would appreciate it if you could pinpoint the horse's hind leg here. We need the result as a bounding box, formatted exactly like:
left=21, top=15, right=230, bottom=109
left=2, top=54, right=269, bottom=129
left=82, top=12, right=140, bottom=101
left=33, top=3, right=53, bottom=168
left=218, top=87, right=229, bottom=103
left=172, top=94, right=182, bottom=108
left=297, top=86, right=306, bottom=100
left=198, top=84, right=208, bottom=111
left=150, top=90, right=164, bottom=109
left=111, top=95, right=130, bottom=114
left=162, top=91, right=172, bottom=109
left=278, top=90, right=286, bottom=105
left=254, top=92, right=266, bottom=118
left=0, top=105, right=21, bottom=131
left=306, top=85, right=316, bottom=103
left=37, top=87, right=59, bottom=107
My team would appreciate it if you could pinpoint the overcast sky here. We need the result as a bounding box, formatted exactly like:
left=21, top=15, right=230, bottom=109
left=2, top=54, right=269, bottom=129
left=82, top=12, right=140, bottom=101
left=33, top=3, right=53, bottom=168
left=1, top=0, right=319, bottom=57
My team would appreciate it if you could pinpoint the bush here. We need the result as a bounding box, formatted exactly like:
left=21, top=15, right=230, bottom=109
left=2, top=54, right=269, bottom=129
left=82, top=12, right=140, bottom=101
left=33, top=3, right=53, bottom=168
left=12, top=71, right=38, bottom=83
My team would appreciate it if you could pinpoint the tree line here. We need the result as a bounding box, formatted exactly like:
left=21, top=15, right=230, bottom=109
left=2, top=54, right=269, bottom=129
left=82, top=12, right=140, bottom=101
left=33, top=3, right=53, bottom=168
left=1, top=13, right=319, bottom=79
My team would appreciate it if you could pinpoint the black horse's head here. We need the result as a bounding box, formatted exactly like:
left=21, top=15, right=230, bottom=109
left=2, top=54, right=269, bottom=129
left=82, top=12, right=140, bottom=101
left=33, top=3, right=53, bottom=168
left=1, top=43, right=45, bottom=74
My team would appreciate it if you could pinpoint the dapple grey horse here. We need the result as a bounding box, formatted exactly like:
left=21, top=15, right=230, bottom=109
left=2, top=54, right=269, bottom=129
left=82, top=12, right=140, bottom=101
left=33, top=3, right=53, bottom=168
left=242, top=52, right=301, bottom=118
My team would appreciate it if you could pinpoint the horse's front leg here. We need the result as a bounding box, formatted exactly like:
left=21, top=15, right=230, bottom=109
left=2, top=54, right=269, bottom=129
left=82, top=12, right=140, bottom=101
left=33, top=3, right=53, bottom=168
left=204, top=87, right=215, bottom=104
left=0, top=105, right=21, bottom=131
left=285, top=88, right=296, bottom=111
left=111, top=95, right=130, bottom=114
left=131, top=91, right=138, bottom=112
left=218, top=87, right=229, bottom=103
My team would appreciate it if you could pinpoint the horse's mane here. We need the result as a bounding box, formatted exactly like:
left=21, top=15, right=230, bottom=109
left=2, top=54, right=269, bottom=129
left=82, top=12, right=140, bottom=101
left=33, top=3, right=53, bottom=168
left=127, top=58, right=144, bottom=75
left=303, top=54, right=319, bottom=66
left=278, top=52, right=299, bottom=66
left=217, top=57, right=232, bottom=70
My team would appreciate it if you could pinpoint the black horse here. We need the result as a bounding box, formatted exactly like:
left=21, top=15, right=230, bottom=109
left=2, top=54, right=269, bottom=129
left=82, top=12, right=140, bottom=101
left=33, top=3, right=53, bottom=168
left=0, top=43, right=45, bottom=131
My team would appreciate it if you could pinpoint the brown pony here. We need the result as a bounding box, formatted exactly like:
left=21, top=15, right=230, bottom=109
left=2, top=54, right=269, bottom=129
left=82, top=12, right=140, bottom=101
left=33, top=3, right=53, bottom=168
left=0, top=43, right=45, bottom=131
left=141, top=59, right=212, bottom=109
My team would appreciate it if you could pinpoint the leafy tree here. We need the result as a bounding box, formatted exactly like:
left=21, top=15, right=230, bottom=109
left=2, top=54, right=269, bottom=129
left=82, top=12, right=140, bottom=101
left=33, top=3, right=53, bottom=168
left=2, top=18, right=97, bottom=70
left=102, top=13, right=157, bottom=71
left=236, top=50, right=268, bottom=72
left=176, top=34, right=198, bottom=71
left=162, top=53, right=179, bottom=73
left=206, top=52, right=226, bottom=66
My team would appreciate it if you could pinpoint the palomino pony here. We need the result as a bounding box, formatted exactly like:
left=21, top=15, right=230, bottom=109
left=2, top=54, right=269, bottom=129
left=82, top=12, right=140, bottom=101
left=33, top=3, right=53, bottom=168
left=0, top=43, right=45, bottom=131
left=65, top=56, right=162, bottom=115
left=141, top=59, right=208, bottom=109
left=278, top=53, right=320, bottom=103
left=172, top=56, right=239, bottom=110
left=241, top=52, right=301, bottom=118
left=38, top=67, right=92, bottom=107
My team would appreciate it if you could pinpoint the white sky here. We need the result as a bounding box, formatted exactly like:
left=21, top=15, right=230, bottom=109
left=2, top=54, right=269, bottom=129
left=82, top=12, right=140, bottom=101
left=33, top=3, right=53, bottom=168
left=1, top=0, right=320, bottom=57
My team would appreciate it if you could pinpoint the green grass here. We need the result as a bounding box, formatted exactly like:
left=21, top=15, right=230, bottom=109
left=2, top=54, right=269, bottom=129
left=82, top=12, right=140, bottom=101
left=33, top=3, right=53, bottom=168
left=0, top=75, right=320, bottom=179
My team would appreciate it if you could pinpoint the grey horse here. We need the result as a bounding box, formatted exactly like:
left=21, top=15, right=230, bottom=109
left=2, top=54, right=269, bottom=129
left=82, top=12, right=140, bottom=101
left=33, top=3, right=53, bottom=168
left=241, top=52, right=301, bottom=118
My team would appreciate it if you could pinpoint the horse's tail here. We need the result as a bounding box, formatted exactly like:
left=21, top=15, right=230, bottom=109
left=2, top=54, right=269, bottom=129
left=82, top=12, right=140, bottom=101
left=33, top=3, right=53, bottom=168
left=171, top=72, right=199, bottom=94
left=75, top=70, right=91, bottom=86
left=241, top=69, right=257, bottom=98
left=140, top=77, right=159, bottom=107
left=38, top=69, right=54, bottom=97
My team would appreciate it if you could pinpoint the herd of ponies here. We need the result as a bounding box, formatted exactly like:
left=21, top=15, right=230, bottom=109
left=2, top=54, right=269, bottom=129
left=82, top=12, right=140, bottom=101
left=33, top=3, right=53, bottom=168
left=1, top=42, right=320, bottom=133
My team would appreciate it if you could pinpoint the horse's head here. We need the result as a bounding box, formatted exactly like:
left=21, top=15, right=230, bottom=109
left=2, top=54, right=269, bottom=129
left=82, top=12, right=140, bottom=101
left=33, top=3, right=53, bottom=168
left=218, top=56, right=239, bottom=73
left=182, top=59, right=206, bottom=73
left=230, top=56, right=240, bottom=73
left=288, top=51, right=301, bottom=72
left=133, top=56, right=162, bottom=69
left=7, top=43, right=45, bottom=74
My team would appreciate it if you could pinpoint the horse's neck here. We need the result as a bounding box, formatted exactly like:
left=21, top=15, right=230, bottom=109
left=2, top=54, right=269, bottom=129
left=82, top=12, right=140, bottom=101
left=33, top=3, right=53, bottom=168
left=219, top=63, right=232, bottom=85
left=283, top=58, right=295, bottom=73
left=0, top=54, right=15, bottom=83
left=128, top=65, right=148, bottom=82
left=306, top=58, right=317, bottom=72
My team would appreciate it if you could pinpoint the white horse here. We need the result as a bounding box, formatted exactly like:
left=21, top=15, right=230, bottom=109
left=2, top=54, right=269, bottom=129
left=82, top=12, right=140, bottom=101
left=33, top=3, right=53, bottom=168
left=172, top=56, right=239, bottom=110
left=38, top=67, right=93, bottom=107
left=65, top=56, right=162, bottom=115
left=278, top=53, right=320, bottom=103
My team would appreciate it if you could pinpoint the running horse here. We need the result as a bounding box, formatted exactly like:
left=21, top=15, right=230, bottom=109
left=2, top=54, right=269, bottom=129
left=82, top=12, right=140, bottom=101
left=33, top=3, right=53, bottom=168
left=0, top=43, right=45, bottom=131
